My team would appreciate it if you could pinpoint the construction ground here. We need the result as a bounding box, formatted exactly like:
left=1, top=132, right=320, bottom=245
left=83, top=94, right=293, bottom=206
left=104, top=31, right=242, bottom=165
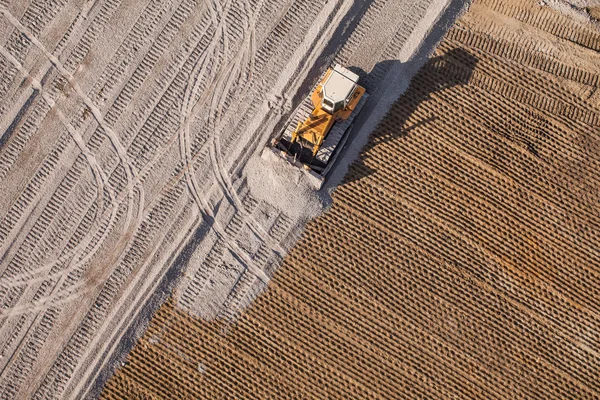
left=0, top=0, right=465, bottom=398
left=100, top=0, right=600, bottom=398
left=0, top=0, right=599, bottom=398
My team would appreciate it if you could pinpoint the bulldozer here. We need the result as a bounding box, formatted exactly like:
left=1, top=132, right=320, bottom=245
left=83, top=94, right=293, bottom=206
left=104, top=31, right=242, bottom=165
left=267, top=64, right=368, bottom=188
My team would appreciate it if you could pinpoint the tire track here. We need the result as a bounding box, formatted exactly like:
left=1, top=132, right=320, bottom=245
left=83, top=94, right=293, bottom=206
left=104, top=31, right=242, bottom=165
left=0, top=0, right=68, bottom=115
left=0, top=45, right=120, bottom=294
left=0, top=6, right=140, bottom=231
left=0, top=0, right=204, bottom=300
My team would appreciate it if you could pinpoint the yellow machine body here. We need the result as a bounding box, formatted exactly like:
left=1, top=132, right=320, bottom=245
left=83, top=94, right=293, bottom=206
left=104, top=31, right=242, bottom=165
left=290, top=66, right=366, bottom=156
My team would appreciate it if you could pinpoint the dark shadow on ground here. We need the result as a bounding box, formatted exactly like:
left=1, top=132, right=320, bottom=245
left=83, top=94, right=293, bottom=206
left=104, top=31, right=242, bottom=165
left=319, top=0, right=475, bottom=203
left=342, top=47, right=478, bottom=185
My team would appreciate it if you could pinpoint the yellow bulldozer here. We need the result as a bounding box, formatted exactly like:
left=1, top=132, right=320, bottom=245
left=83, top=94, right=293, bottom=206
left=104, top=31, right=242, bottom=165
left=268, top=64, right=368, bottom=188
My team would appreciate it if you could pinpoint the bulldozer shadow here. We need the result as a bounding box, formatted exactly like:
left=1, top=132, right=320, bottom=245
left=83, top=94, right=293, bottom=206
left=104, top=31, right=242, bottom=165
left=338, top=47, right=479, bottom=186
left=347, top=114, right=437, bottom=181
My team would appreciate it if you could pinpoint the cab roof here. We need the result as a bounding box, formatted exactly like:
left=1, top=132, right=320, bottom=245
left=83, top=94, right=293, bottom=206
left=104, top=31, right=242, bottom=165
left=322, top=65, right=359, bottom=104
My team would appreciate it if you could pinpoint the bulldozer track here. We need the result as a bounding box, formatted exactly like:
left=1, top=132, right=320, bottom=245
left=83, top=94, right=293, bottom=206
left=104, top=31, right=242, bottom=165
left=477, top=0, right=600, bottom=52
left=437, top=38, right=600, bottom=115
left=406, top=72, right=600, bottom=210
left=437, top=46, right=600, bottom=126
left=447, top=27, right=600, bottom=87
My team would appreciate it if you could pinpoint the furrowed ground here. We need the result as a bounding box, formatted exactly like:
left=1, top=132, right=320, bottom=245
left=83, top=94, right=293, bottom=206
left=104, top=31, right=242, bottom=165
left=102, top=0, right=600, bottom=398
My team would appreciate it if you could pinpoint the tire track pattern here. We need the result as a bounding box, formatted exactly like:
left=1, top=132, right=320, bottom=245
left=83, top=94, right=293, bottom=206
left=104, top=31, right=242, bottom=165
left=0, top=0, right=363, bottom=397
left=102, top=1, right=600, bottom=398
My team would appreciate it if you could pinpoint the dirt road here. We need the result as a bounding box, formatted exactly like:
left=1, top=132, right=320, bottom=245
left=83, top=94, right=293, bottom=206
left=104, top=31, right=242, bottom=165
left=0, top=0, right=460, bottom=398
left=102, top=0, right=600, bottom=398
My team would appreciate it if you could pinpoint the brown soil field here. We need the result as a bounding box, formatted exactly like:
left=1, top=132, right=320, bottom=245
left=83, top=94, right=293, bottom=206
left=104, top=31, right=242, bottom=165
left=101, top=0, right=600, bottom=398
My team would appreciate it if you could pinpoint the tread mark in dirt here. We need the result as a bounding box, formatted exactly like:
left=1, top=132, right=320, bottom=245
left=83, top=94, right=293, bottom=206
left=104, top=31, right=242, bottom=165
left=177, top=0, right=279, bottom=283
left=0, top=46, right=121, bottom=315
left=0, top=6, right=142, bottom=233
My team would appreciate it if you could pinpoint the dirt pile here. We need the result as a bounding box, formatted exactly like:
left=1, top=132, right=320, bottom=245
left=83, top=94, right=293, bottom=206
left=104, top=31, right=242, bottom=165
left=101, top=0, right=600, bottom=398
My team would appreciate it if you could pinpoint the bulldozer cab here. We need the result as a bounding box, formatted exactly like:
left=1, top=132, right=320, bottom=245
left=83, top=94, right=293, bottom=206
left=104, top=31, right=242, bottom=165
left=267, top=63, right=367, bottom=188
left=322, top=98, right=339, bottom=113
left=320, top=65, right=359, bottom=114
